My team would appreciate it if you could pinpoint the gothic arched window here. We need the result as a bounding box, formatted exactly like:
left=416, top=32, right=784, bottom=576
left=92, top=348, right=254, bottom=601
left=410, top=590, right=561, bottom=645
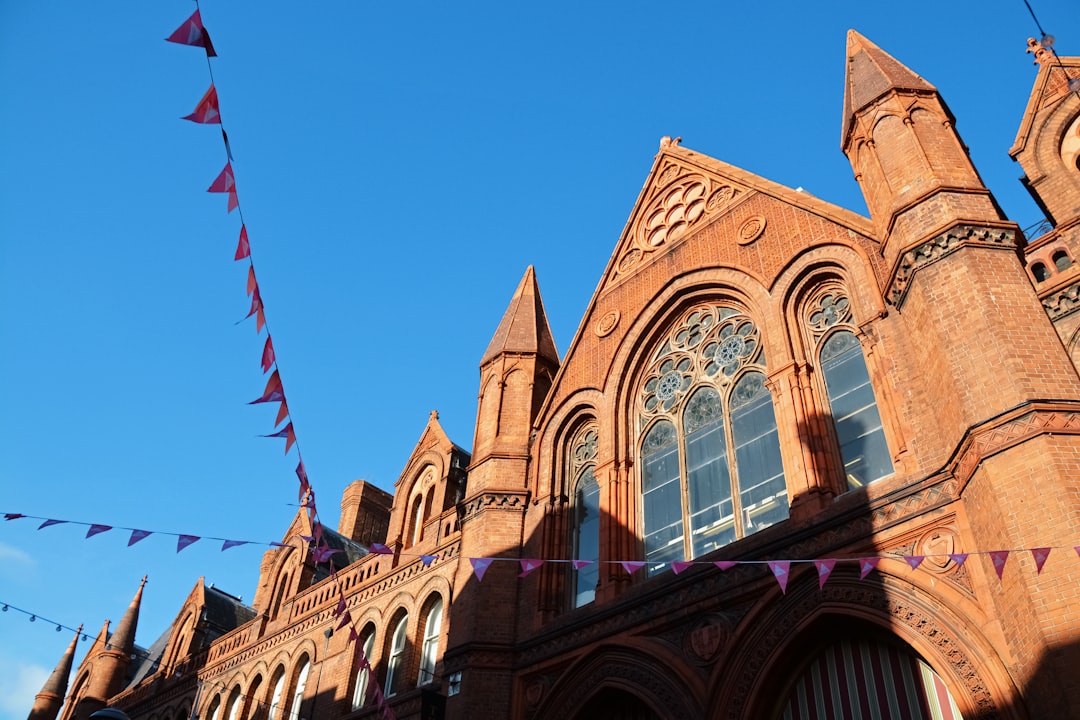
left=289, top=656, right=310, bottom=720
left=808, top=294, right=893, bottom=490
left=639, top=305, right=788, bottom=572
left=267, top=667, right=286, bottom=720
left=351, top=625, right=376, bottom=710
left=385, top=614, right=409, bottom=696
left=570, top=425, right=600, bottom=606
left=418, top=596, right=443, bottom=686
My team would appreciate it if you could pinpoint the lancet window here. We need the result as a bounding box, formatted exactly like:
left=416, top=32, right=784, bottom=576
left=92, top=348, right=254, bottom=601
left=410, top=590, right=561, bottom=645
left=569, top=424, right=600, bottom=606
left=638, top=305, right=787, bottom=573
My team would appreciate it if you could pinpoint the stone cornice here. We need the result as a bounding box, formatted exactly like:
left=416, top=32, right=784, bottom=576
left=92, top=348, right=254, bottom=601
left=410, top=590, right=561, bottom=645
left=887, top=224, right=1018, bottom=306
left=1041, top=280, right=1080, bottom=320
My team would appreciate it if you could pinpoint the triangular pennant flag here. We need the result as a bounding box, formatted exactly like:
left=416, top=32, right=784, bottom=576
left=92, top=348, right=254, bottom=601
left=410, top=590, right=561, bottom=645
left=221, top=539, right=249, bottom=551
left=38, top=519, right=66, bottom=530
left=207, top=161, right=235, bottom=193
left=519, top=559, right=544, bottom=577
left=86, top=524, right=112, bottom=538
left=989, top=550, right=1010, bottom=580
left=904, top=555, right=925, bottom=570
left=177, top=535, right=200, bottom=553
left=768, top=561, right=791, bottom=594
left=420, top=554, right=437, bottom=567
left=3, top=513, right=25, bottom=521
left=262, top=423, right=293, bottom=447
left=311, top=545, right=340, bottom=564
left=348, top=626, right=359, bottom=643
left=335, top=610, right=353, bottom=631
left=713, top=560, right=738, bottom=571
left=1031, top=547, right=1051, bottom=574
left=620, top=561, right=646, bottom=575
left=222, top=128, right=233, bottom=160
left=858, top=557, right=879, bottom=579
left=296, top=461, right=310, bottom=502
left=234, top=225, right=250, bottom=261
left=311, top=521, right=324, bottom=546
left=369, top=543, right=393, bottom=555
left=814, top=559, right=837, bottom=589
left=255, top=304, right=265, bottom=331
left=949, top=553, right=969, bottom=567
left=249, top=370, right=283, bottom=404
left=470, top=557, right=494, bottom=582
left=261, top=336, right=276, bottom=373
left=182, top=84, right=220, bottom=124
left=671, top=561, right=694, bottom=575
left=128, top=529, right=152, bottom=546
left=165, top=9, right=217, bottom=55
left=571, top=560, right=593, bottom=570
left=247, top=265, right=258, bottom=296
left=244, top=286, right=262, bottom=321
left=1075, top=546, right=1080, bottom=559
left=275, top=400, right=290, bottom=427
left=333, top=595, right=346, bottom=617
left=227, top=189, right=239, bottom=214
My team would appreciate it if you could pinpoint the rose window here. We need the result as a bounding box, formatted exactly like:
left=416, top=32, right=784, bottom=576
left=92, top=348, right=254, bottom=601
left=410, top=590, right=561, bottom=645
left=642, top=357, right=693, bottom=413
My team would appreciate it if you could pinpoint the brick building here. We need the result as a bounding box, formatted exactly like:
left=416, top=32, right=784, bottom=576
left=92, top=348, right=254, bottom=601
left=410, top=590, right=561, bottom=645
left=32, top=31, right=1080, bottom=720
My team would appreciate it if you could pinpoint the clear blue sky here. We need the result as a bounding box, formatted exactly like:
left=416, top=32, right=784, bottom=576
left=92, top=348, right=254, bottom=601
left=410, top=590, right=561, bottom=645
left=0, top=0, right=1074, bottom=715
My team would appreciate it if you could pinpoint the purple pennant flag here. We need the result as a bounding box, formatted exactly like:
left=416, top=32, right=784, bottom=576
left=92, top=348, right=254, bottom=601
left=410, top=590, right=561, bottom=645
left=858, top=557, right=879, bottom=579
left=713, top=560, right=738, bottom=571
left=86, top=524, right=112, bottom=539
left=904, top=555, right=925, bottom=570
left=989, top=550, right=1010, bottom=580
left=620, top=561, right=646, bottom=575
left=519, top=559, right=543, bottom=577
left=312, top=545, right=341, bottom=564
left=296, top=461, right=310, bottom=502
left=369, top=543, right=393, bottom=555
left=335, top=610, right=353, bottom=631
left=470, top=557, right=494, bottom=582
left=38, top=519, right=66, bottom=530
left=128, top=529, right=152, bottom=546
left=421, top=554, right=437, bottom=567
left=334, top=595, right=347, bottom=617
left=768, top=561, right=791, bottom=594
left=671, top=561, right=694, bottom=575
left=221, top=539, right=249, bottom=551
left=1031, top=547, right=1051, bottom=574
left=571, top=560, right=593, bottom=570
left=177, top=535, right=200, bottom=553
left=814, top=559, right=837, bottom=589
left=948, top=553, right=969, bottom=567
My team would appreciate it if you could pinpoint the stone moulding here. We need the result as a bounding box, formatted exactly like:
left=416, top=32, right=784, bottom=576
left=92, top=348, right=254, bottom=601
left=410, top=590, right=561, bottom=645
left=887, top=224, right=1017, bottom=306
left=1041, top=280, right=1080, bottom=320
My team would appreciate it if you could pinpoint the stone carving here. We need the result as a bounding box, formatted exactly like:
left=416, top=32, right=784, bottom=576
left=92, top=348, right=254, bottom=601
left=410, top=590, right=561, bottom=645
left=951, top=407, right=1080, bottom=489
left=595, top=310, right=620, bottom=337
left=683, top=615, right=730, bottom=662
left=1041, top=280, right=1080, bottom=320
left=887, top=226, right=1017, bottom=306
left=736, top=215, right=767, bottom=245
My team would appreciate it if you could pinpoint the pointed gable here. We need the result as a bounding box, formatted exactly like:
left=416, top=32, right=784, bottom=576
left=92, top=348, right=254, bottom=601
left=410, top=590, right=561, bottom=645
left=842, top=30, right=936, bottom=149
left=481, top=266, right=559, bottom=366
left=1010, top=51, right=1080, bottom=157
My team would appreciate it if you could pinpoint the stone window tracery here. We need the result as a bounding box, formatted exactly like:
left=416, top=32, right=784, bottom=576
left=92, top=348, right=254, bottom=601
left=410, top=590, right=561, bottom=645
left=569, top=424, right=600, bottom=606
left=637, top=304, right=787, bottom=573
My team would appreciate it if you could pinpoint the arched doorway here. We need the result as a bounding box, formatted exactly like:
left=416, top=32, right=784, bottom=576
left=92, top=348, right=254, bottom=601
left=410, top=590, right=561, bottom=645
left=778, top=636, right=963, bottom=719
left=572, top=688, right=662, bottom=720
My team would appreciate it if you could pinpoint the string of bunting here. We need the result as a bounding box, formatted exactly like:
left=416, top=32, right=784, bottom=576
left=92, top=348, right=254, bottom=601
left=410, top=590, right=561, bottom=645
left=166, top=4, right=392, bottom=716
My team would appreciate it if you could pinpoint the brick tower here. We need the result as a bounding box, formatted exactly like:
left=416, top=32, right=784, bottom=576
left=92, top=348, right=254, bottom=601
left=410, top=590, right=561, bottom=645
left=29, top=625, right=81, bottom=720
left=844, top=30, right=1080, bottom=715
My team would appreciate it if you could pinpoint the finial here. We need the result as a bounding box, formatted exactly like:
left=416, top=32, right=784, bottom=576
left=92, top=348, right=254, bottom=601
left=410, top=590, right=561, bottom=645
left=1027, top=37, right=1054, bottom=66
left=430, top=409, right=439, bottom=421
left=140, top=575, right=148, bottom=589
left=659, top=136, right=682, bottom=150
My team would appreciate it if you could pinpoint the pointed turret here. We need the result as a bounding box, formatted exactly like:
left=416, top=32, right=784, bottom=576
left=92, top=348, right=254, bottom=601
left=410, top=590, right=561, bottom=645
left=107, top=576, right=145, bottom=659
left=29, top=625, right=82, bottom=720
left=480, top=265, right=559, bottom=367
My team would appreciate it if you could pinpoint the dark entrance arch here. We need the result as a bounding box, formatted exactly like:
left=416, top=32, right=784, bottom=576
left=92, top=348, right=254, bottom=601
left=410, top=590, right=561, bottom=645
left=572, top=688, right=663, bottom=720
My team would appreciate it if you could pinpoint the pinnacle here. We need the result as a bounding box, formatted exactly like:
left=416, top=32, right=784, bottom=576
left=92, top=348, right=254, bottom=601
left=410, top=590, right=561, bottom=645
left=481, top=266, right=559, bottom=366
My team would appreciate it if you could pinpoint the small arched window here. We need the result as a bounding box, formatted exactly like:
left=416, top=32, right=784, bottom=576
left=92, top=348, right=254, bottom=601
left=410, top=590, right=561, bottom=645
left=418, top=597, right=443, bottom=685
left=351, top=625, right=377, bottom=710
left=206, top=697, right=221, bottom=720
left=385, top=614, right=409, bottom=696
left=289, top=656, right=310, bottom=720
left=225, top=687, right=242, bottom=720
left=1032, top=262, right=1051, bottom=282
left=639, top=306, right=788, bottom=573
left=569, top=424, right=600, bottom=606
left=409, top=494, right=424, bottom=546
left=1054, top=250, right=1073, bottom=272
left=267, top=668, right=286, bottom=720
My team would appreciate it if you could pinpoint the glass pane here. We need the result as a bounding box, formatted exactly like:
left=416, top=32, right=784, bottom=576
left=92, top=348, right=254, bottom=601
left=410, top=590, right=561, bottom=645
left=574, top=469, right=601, bottom=606
left=821, top=331, right=894, bottom=489
left=684, top=388, right=735, bottom=556
left=641, top=420, right=683, bottom=573
left=731, top=373, right=789, bottom=536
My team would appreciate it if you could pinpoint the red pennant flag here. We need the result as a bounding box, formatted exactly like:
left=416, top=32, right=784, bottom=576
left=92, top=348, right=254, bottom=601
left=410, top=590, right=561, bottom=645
left=989, top=550, right=1010, bottom=580
left=369, top=543, right=393, bottom=555
left=858, top=557, right=879, bottom=579
left=128, top=529, right=152, bottom=546
left=470, top=557, right=494, bottom=582
left=261, top=422, right=294, bottom=454
left=234, top=225, right=250, bottom=260
left=296, top=461, right=310, bottom=502
left=38, top=519, right=66, bottom=530
left=768, top=561, right=791, bottom=594
left=221, top=539, right=249, bottom=551
left=177, top=535, right=200, bottom=553
left=86, top=524, right=112, bottom=538
left=207, top=162, right=238, bottom=213
left=814, top=559, right=837, bottom=589
left=671, top=561, right=694, bottom=575
left=1031, top=547, right=1051, bottom=574
left=244, top=286, right=262, bottom=322
left=249, top=370, right=284, bottom=404
left=519, top=559, right=543, bottom=577
left=713, top=560, right=738, bottom=571
left=620, top=561, right=645, bottom=575
left=4, top=513, right=25, bottom=521
left=256, top=305, right=266, bottom=332
left=904, top=555, right=925, bottom=570
left=421, top=554, right=437, bottom=567
left=246, top=266, right=258, bottom=296
left=261, top=336, right=276, bottom=374
left=182, top=84, right=221, bottom=124
left=571, top=560, right=593, bottom=570
left=1075, top=546, right=1080, bottom=559
left=275, top=400, right=290, bottom=427
left=949, top=553, right=969, bottom=567
left=165, top=9, right=217, bottom=56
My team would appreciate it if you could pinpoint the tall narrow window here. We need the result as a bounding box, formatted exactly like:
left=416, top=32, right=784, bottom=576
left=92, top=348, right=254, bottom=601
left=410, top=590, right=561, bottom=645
left=418, top=597, right=443, bottom=685
left=569, top=425, right=600, bottom=606
left=268, top=668, right=286, bottom=720
left=225, top=687, right=242, bottom=720
left=639, top=306, right=788, bottom=573
left=409, top=494, right=424, bottom=546
left=352, top=627, right=376, bottom=710
left=289, top=656, right=310, bottom=720
left=207, top=698, right=221, bottom=720
left=385, top=615, right=408, bottom=696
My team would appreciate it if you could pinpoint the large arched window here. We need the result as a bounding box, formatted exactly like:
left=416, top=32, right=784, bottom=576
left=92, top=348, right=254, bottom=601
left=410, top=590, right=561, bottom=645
left=385, top=614, right=409, bottom=696
left=351, top=625, right=377, bottom=710
left=570, top=425, right=600, bottom=606
left=808, top=294, right=893, bottom=490
left=267, top=667, right=286, bottom=720
left=418, top=597, right=443, bottom=686
left=289, top=656, right=310, bottom=720
left=639, top=305, right=787, bottom=572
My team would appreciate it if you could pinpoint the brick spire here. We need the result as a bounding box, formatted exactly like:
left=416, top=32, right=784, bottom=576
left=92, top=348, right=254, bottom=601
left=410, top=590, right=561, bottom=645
left=480, top=266, right=559, bottom=367
left=107, top=575, right=146, bottom=658
left=28, top=625, right=82, bottom=720
left=841, top=29, right=936, bottom=150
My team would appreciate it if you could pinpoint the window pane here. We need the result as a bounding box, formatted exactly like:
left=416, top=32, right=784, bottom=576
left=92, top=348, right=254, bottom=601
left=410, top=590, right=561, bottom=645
left=731, top=373, right=788, bottom=535
left=641, top=420, right=683, bottom=573
left=821, top=331, right=893, bottom=489
left=419, top=599, right=443, bottom=685
left=352, top=633, right=375, bottom=709
left=574, top=469, right=601, bottom=606
left=684, top=387, right=735, bottom=556
left=385, top=617, right=408, bottom=696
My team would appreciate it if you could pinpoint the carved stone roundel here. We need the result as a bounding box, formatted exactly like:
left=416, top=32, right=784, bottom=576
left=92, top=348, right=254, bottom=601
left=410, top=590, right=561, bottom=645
left=595, top=310, right=620, bottom=337
left=737, top=215, right=766, bottom=245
